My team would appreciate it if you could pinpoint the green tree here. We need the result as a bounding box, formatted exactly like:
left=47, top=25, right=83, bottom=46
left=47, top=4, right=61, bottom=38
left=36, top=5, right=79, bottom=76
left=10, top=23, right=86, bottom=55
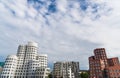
left=48, top=73, right=52, bottom=78
left=80, top=72, right=89, bottom=78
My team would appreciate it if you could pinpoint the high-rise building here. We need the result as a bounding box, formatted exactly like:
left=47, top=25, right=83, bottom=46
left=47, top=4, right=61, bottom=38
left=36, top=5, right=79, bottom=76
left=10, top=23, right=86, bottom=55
left=53, top=61, right=79, bottom=78
left=89, top=48, right=120, bottom=78
left=107, top=57, right=119, bottom=66
left=94, top=48, right=108, bottom=66
left=37, top=54, right=48, bottom=67
left=1, top=42, right=50, bottom=78
left=35, top=67, right=50, bottom=78
left=104, top=65, right=120, bottom=78
left=0, top=55, right=18, bottom=78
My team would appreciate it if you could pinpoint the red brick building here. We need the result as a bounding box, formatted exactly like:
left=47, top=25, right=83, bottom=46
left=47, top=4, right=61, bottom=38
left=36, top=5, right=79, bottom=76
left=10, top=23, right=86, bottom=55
left=89, top=48, right=120, bottom=78
left=107, top=57, right=119, bottom=66
left=105, top=65, right=120, bottom=78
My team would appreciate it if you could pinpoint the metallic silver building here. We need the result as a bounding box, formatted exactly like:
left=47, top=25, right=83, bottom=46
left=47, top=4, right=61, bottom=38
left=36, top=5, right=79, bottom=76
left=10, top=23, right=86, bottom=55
left=53, top=61, right=79, bottom=78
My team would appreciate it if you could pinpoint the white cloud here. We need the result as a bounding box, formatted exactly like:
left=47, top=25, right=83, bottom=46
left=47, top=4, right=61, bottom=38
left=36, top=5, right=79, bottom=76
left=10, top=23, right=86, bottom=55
left=0, top=0, right=120, bottom=69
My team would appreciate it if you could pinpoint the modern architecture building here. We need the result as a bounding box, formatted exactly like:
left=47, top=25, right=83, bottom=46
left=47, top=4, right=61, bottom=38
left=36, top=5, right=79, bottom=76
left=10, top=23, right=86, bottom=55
left=0, top=42, right=50, bottom=78
left=37, top=54, right=48, bottom=67
left=104, top=65, right=120, bottom=78
left=0, top=55, right=18, bottom=78
left=89, top=48, right=120, bottom=78
left=53, top=61, right=79, bottom=78
left=35, top=67, right=50, bottom=78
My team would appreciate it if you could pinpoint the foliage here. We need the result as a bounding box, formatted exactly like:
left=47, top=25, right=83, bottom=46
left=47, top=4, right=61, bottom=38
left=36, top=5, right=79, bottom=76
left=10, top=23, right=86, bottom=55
left=48, top=73, right=53, bottom=78
left=80, top=72, right=89, bottom=78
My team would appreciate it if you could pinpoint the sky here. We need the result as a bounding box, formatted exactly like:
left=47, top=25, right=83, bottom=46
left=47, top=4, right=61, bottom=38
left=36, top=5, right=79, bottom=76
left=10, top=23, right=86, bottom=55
left=0, top=0, right=120, bottom=69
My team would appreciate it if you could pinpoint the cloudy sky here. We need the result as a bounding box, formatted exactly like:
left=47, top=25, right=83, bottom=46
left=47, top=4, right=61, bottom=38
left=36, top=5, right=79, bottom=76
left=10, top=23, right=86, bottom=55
left=0, top=0, right=120, bottom=69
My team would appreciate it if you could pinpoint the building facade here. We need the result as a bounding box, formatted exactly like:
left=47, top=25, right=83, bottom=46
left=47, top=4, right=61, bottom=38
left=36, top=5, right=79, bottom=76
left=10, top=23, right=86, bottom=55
left=1, top=42, right=50, bottom=78
left=89, top=48, right=120, bottom=78
left=37, top=54, right=48, bottom=67
left=104, top=65, right=120, bottom=78
left=35, top=67, right=50, bottom=78
left=53, top=61, right=79, bottom=78
left=0, top=55, right=18, bottom=78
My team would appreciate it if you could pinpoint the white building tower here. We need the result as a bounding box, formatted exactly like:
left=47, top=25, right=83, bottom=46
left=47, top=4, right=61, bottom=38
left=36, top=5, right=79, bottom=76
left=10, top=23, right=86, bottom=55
left=27, top=60, right=40, bottom=78
left=68, top=67, right=75, bottom=78
left=1, top=55, right=18, bottom=78
left=15, top=41, right=38, bottom=78
left=0, top=41, right=50, bottom=78
left=37, top=54, right=48, bottom=67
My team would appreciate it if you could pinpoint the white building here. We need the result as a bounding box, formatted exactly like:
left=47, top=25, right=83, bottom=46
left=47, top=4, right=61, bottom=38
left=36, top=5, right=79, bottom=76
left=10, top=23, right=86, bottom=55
left=68, top=67, right=75, bottom=78
left=37, top=54, right=48, bottom=67
left=0, top=42, right=50, bottom=78
left=1, top=55, right=18, bottom=78
left=35, top=67, right=50, bottom=78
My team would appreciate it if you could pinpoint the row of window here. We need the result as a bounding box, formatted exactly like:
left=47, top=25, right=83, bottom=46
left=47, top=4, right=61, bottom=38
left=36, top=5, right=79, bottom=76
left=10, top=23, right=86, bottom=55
left=108, top=69, right=120, bottom=72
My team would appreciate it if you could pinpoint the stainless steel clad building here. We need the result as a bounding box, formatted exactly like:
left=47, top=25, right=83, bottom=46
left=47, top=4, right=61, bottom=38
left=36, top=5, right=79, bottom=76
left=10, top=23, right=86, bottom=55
left=53, top=61, right=80, bottom=78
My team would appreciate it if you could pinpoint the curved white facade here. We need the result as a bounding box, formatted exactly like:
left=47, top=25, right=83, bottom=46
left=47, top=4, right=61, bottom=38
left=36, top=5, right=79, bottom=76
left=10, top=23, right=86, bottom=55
left=28, top=41, right=38, bottom=47
left=1, top=55, right=18, bottom=78
left=35, top=67, right=50, bottom=78
left=15, top=42, right=38, bottom=78
left=0, top=42, right=49, bottom=78
left=27, top=60, right=40, bottom=78
left=38, top=54, right=48, bottom=67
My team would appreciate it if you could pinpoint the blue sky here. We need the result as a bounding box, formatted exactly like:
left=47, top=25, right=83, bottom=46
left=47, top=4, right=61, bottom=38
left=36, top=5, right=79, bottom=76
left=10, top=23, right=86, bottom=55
left=0, top=0, right=120, bottom=69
